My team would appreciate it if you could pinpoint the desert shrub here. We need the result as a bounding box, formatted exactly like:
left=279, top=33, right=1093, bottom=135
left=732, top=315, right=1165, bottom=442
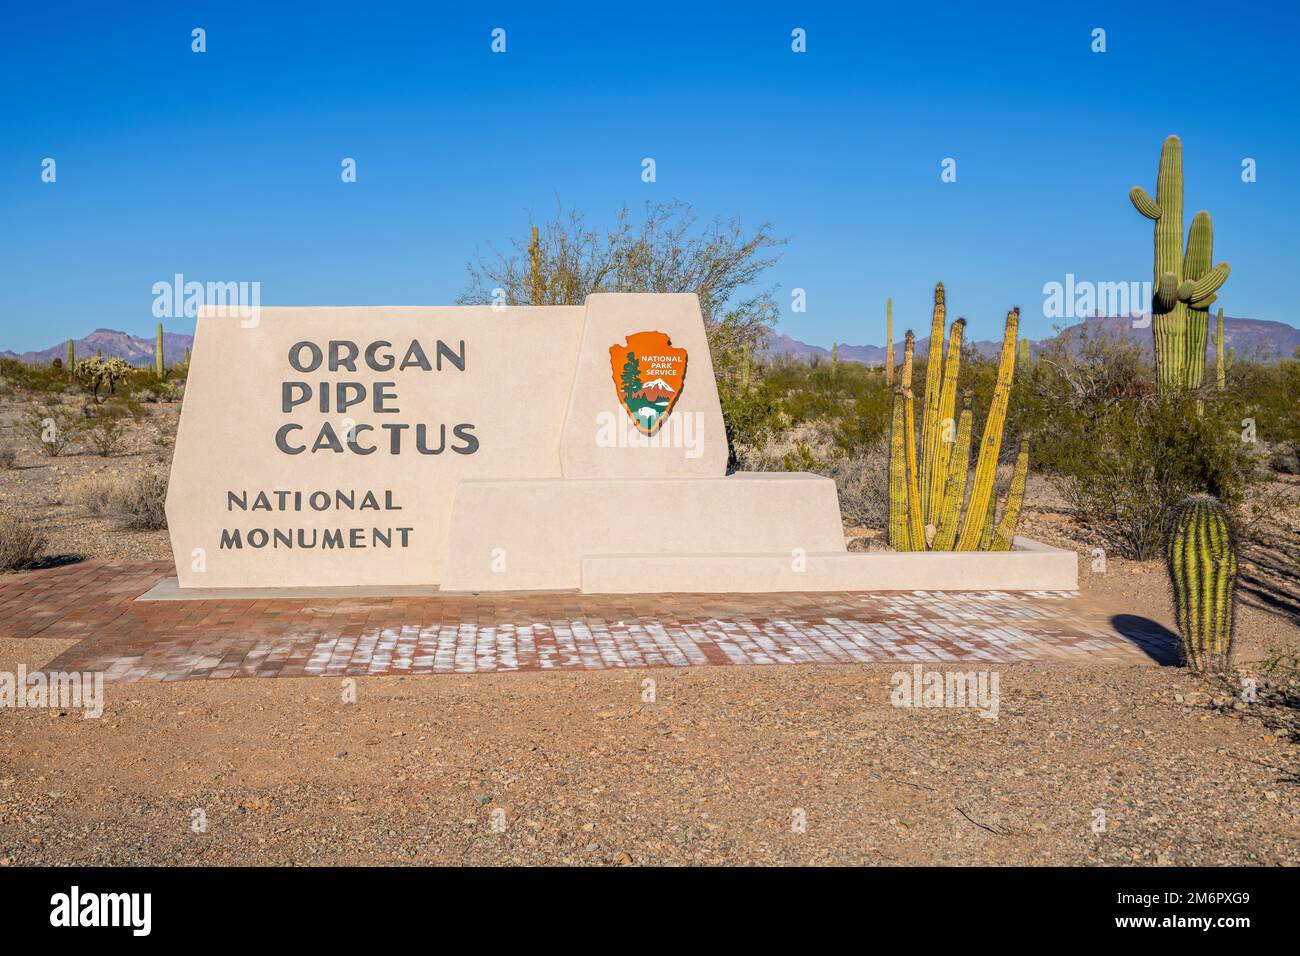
left=0, top=514, right=47, bottom=571
left=718, top=379, right=780, bottom=470
left=19, top=404, right=84, bottom=457
left=116, top=472, right=169, bottom=529
left=82, top=405, right=131, bottom=457
left=74, top=471, right=169, bottom=529
left=819, top=442, right=890, bottom=529
left=74, top=475, right=121, bottom=517
left=0, top=358, right=69, bottom=395
left=1044, top=390, right=1264, bottom=560
left=0, top=446, right=16, bottom=469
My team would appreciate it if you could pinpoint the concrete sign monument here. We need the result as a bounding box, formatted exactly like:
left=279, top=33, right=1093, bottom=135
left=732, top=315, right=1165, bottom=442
left=163, top=293, right=1076, bottom=596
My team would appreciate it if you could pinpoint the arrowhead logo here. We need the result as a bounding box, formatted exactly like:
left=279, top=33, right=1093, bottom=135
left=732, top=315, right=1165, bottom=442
left=609, top=331, right=688, bottom=436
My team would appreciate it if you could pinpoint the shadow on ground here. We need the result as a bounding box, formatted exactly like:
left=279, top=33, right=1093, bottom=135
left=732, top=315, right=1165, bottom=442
left=1241, top=531, right=1300, bottom=627
left=1110, top=614, right=1182, bottom=666
left=26, top=554, right=86, bottom=571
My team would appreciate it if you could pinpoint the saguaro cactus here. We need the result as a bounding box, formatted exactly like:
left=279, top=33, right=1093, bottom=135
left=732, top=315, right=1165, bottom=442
left=884, top=298, right=894, bottom=387
left=155, top=322, right=165, bottom=379
left=1213, top=307, right=1226, bottom=390
left=66, top=338, right=75, bottom=372
left=1130, top=136, right=1230, bottom=390
left=1165, top=495, right=1238, bottom=673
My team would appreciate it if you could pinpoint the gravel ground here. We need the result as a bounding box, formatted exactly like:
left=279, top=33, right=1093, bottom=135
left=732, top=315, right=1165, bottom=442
left=1, top=659, right=1297, bottom=866
left=0, top=391, right=1297, bottom=866
left=0, top=393, right=175, bottom=562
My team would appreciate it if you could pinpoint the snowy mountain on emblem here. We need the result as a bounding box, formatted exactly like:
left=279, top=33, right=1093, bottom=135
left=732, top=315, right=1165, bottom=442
left=639, top=377, right=676, bottom=397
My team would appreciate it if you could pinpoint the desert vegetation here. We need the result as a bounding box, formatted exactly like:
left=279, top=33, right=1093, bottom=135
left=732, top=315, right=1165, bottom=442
left=0, top=349, right=180, bottom=568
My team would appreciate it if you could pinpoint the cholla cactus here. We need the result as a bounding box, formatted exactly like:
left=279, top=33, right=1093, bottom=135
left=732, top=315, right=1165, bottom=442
left=73, top=356, right=133, bottom=403
left=1165, top=495, right=1238, bottom=673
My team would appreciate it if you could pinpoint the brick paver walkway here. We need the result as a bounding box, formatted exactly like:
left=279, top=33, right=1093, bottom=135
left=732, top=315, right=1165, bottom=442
left=0, top=561, right=1178, bottom=683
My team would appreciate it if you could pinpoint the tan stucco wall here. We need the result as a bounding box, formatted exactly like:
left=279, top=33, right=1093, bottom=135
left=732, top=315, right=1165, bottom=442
left=559, top=293, right=727, bottom=478
left=439, top=474, right=847, bottom=591
left=579, top=537, right=1079, bottom=593
left=167, top=305, right=585, bottom=588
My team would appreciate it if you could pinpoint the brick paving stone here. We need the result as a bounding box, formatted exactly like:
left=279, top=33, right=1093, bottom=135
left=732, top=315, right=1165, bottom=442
left=0, top=560, right=1178, bottom=684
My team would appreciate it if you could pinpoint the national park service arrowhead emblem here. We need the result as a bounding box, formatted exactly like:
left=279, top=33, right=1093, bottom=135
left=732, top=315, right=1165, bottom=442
left=609, top=331, right=688, bottom=436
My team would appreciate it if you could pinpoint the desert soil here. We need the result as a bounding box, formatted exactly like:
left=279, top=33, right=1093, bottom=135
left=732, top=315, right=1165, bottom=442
left=0, top=391, right=1297, bottom=866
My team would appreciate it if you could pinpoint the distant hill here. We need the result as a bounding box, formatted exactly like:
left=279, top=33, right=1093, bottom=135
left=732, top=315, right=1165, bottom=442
left=765, top=314, right=1300, bottom=365
left=1, top=328, right=193, bottom=366
left=4, top=314, right=1297, bottom=369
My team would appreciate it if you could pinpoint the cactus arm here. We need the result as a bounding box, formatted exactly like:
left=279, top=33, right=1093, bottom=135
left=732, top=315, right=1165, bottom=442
left=887, top=387, right=909, bottom=551
left=955, top=308, right=1018, bottom=551
left=903, top=387, right=926, bottom=550
left=990, top=437, right=1030, bottom=551
left=1154, top=272, right=1179, bottom=312
left=931, top=395, right=972, bottom=552
left=1185, top=263, right=1230, bottom=308
left=918, top=283, right=947, bottom=526
left=1130, top=186, right=1160, bottom=219
left=900, top=329, right=915, bottom=390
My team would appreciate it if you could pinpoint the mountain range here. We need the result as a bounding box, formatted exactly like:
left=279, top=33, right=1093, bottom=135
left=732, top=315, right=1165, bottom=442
left=2, top=313, right=1298, bottom=368
left=764, top=313, right=1300, bottom=365
left=1, top=328, right=193, bottom=367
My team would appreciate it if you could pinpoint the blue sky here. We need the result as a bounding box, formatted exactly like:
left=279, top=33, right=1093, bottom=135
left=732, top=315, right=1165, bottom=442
left=2, top=0, right=1297, bottom=353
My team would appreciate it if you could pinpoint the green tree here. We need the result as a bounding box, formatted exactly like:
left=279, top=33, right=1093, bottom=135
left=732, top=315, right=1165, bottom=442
left=460, top=201, right=787, bottom=464
left=620, top=351, right=642, bottom=398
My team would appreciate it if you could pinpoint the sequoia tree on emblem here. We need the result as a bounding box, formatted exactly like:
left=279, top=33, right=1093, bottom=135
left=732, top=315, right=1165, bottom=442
left=608, top=330, right=688, bottom=436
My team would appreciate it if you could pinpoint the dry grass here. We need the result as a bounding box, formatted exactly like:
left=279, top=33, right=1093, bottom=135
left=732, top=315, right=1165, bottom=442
left=0, top=513, right=47, bottom=571
left=72, top=471, right=168, bottom=530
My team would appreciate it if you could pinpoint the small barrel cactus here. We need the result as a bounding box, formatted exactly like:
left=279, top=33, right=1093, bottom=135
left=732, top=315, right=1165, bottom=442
left=1164, top=495, right=1238, bottom=673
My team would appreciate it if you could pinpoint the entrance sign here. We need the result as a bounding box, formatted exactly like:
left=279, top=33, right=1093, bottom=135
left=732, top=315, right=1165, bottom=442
left=168, top=294, right=743, bottom=589
left=164, top=292, right=1077, bottom=595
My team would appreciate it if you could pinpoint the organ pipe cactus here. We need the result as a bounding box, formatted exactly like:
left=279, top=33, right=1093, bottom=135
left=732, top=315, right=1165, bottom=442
left=903, top=387, right=925, bottom=549
left=955, top=308, right=1019, bottom=551
left=886, top=294, right=1028, bottom=553
left=918, top=283, right=946, bottom=526
left=1130, top=136, right=1230, bottom=390
left=930, top=392, right=973, bottom=552
left=1165, top=495, right=1238, bottom=673
left=884, top=298, right=894, bottom=387
left=927, top=313, right=963, bottom=530
left=990, top=437, right=1030, bottom=551
left=887, top=387, right=908, bottom=550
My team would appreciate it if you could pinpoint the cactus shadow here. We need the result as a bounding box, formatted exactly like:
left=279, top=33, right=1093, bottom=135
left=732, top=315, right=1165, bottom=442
left=1108, top=614, right=1182, bottom=666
